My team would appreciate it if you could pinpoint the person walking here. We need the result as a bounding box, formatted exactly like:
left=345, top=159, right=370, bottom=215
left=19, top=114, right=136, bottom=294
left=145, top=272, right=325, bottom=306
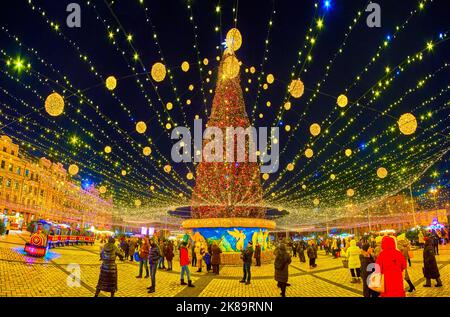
left=165, top=240, right=174, bottom=271
left=180, top=242, right=195, bottom=287
left=191, top=242, right=197, bottom=267
left=375, top=236, right=407, bottom=297
left=129, top=238, right=137, bottom=262
left=423, top=238, right=443, bottom=287
left=95, top=237, right=124, bottom=297
left=346, top=240, right=362, bottom=283
left=398, top=237, right=415, bottom=292
left=147, top=239, right=160, bottom=293
left=359, top=243, right=379, bottom=297
left=292, top=241, right=297, bottom=257
left=297, top=241, right=306, bottom=263
left=136, top=237, right=150, bottom=279
left=158, top=240, right=166, bottom=270
left=254, top=242, right=262, bottom=266
left=240, top=241, right=254, bottom=285
left=203, top=248, right=212, bottom=273
left=274, top=243, right=292, bottom=297
left=432, top=232, right=440, bottom=255
left=211, top=241, right=222, bottom=275
left=307, top=240, right=317, bottom=269
left=119, top=238, right=129, bottom=261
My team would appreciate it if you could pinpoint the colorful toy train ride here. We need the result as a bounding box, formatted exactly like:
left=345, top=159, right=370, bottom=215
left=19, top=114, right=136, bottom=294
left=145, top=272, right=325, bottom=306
left=24, top=220, right=95, bottom=257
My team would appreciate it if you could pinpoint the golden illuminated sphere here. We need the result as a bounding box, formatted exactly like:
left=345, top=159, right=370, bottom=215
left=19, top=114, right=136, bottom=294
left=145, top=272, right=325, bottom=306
left=186, top=99, right=191, bottom=105
left=134, top=199, right=141, bottom=207
left=259, top=113, right=264, bottom=119
left=186, top=172, right=194, bottom=180
left=313, top=198, right=320, bottom=206
left=165, top=123, right=172, bottom=130
left=45, top=92, right=64, bottom=116
left=347, top=188, right=355, bottom=197
left=136, top=121, right=147, bottom=134
left=288, top=79, right=304, bottom=98
left=151, top=62, right=166, bottom=82
left=284, top=102, right=291, bottom=110
left=398, top=113, right=417, bottom=135
left=305, top=148, right=314, bottom=158
left=262, top=173, right=269, bottom=180
left=104, top=146, right=112, bottom=154
left=150, top=185, right=155, bottom=191
left=285, top=125, right=291, bottom=132
left=105, top=76, right=117, bottom=90
left=188, top=84, right=194, bottom=91
left=345, top=148, right=352, bottom=157
left=203, top=58, right=209, bottom=65
left=287, top=163, right=294, bottom=171
left=143, top=146, right=152, bottom=156
left=377, top=167, right=388, bottom=179
left=99, top=186, right=107, bottom=194
left=337, top=94, right=348, bottom=107
left=309, top=123, right=321, bottom=136
left=166, top=102, right=173, bottom=110
left=266, top=101, right=271, bottom=107
left=266, top=74, right=275, bottom=84
left=121, top=170, right=127, bottom=176
left=263, top=83, right=268, bottom=90
left=225, top=28, right=242, bottom=51
left=222, top=55, right=240, bottom=79
left=330, top=174, right=336, bottom=180
left=250, top=66, right=256, bottom=74
left=181, top=61, right=190, bottom=72
left=302, top=184, right=307, bottom=190
left=68, top=164, right=79, bottom=176
left=164, top=164, right=171, bottom=173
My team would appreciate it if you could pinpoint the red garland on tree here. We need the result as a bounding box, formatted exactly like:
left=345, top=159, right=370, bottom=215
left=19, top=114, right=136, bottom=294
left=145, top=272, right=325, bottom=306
left=191, top=51, right=265, bottom=219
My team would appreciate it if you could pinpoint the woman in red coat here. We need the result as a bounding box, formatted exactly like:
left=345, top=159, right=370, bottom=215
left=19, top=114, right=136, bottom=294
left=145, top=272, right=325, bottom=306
left=375, top=236, right=406, bottom=297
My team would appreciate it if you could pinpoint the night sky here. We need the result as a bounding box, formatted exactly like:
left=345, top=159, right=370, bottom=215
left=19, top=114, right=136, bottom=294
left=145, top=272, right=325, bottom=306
left=0, top=0, right=449, bottom=225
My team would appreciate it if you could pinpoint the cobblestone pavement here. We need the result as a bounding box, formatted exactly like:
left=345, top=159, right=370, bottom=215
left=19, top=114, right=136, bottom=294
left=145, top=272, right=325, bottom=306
left=0, top=231, right=449, bottom=297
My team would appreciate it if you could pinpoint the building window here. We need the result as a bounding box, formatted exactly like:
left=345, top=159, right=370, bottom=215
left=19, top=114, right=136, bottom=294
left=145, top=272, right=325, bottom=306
left=8, top=163, right=13, bottom=172
left=14, top=181, right=19, bottom=190
left=25, top=169, right=29, bottom=177
left=6, top=179, right=11, bottom=187
left=17, top=167, right=21, bottom=175
left=0, top=176, right=3, bottom=186
left=1, top=160, right=5, bottom=169
left=11, top=150, right=15, bottom=156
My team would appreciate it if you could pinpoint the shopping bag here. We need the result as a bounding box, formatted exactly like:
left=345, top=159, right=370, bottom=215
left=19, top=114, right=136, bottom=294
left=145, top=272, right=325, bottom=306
left=368, top=272, right=384, bottom=293
left=342, top=259, right=348, bottom=268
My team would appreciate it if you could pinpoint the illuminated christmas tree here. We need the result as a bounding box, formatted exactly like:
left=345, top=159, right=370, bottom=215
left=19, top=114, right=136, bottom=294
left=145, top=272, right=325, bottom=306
left=191, top=50, right=265, bottom=219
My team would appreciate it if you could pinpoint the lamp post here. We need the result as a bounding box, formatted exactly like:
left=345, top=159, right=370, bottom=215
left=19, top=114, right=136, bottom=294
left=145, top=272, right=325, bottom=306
left=409, top=184, right=417, bottom=227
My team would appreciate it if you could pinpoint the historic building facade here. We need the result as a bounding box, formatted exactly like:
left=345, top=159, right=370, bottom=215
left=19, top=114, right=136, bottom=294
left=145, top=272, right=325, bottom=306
left=0, top=135, right=113, bottom=230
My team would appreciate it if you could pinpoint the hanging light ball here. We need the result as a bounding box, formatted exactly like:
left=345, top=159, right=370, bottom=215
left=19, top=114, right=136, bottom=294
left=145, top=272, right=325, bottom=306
left=181, top=61, right=190, bottom=72
left=166, top=102, right=173, bottom=110
left=345, top=149, right=352, bottom=157
left=347, top=188, right=355, bottom=197
left=188, top=84, right=194, bottom=91
left=165, top=123, right=172, bottom=130
left=377, top=167, right=388, bottom=179
left=45, top=92, right=64, bottom=116
left=105, top=76, right=117, bottom=90
left=164, top=164, right=171, bottom=173
left=151, top=62, right=166, bottom=82
left=150, top=185, right=155, bottom=191
left=262, top=173, right=269, bottom=180
left=134, top=199, right=141, bottom=207
left=136, top=121, right=147, bottom=134
left=99, top=186, right=107, bottom=194
left=203, top=58, right=209, bottom=65
left=266, top=74, right=275, bottom=84
left=143, top=146, right=152, bottom=156
left=302, top=184, right=307, bottom=190
left=313, top=198, right=320, bottom=206
left=104, top=146, right=112, bottom=154
left=285, top=125, right=291, bottom=132
left=121, top=170, right=127, bottom=176
left=288, top=79, right=304, bottom=98
left=284, top=102, right=291, bottom=110
left=222, top=55, right=240, bottom=79
left=225, top=28, right=242, bottom=52
left=186, top=172, right=194, bottom=180
left=337, top=94, right=348, bottom=107
left=305, top=148, right=314, bottom=158
left=287, top=163, right=294, bottom=171
left=250, top=66, right=256, bottom=74
left=68, top=164, right=79, bottom=176
left=398, top=113, right=417, bottom=135
left=309, top=123, right=321, bottom=136
left=330, top=174, right=336, bottom=180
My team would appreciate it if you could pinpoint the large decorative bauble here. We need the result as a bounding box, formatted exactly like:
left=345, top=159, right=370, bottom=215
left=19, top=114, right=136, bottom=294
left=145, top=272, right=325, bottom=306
left=105, top=76, right=117, bottom=90
left=151, top=62, right=166, bottom=82
left=347, top=188, right=355, bottom=197
left=45, top=92, right=64, bottom=116
left=181, top=61, right=190, bottom=72
left=266, top=74, right=275, bottom=84
left=377, top=167, right=388, bottom=179
left=398, top=113, right=417, bottom=135
left=121, top=170, right=127, bottom=176
left=305, top=148, right=314, bottom=158
left=150, top=185, right=155, bottom=191
left=186, top=172, right=194, bottom=180
left=287, top=163, right=295, bottom=171
left=68, top=164, right=79, bottom=176
left=284, top=102, right=291, bottom=110
left=164, top=164, right=171, bottom=173
left=313, top=198, right=320, bottom=206
left=330, top=174, right=336, bottom=180
left=134, top=199, right=141, bottom=207
left=262, top=173, right=269, bottom=180
left=188, top=84, right=194, bottom=91
left=104, top=146, right=112, bottom=154
left=345, top=149, right=352, bottom=157
left=143, top=146, right=152, bottom=156
left=136, top=121, right=147, bottom=134
left=99, top=186, right=107, bottom=194
left=337, top=94, right=348, bottom=107
left=222, top=55, right=240, bottom=79
left=250, top=66, right=256, bottom=74
left=225, top=28, right=242, bottom=52
left=203, top=58, right=209, bottom=65
left=166, top=102, right=173, bottom=110
left=309, top=123, right=321, bottom=136
left=288, top=79, right=304, bottom=98
left=302, top=184, right=307, bottom=190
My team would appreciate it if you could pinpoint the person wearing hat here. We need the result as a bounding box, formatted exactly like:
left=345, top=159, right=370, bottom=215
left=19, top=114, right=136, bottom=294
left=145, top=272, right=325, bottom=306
left=240, top=241, right=254, bottom=285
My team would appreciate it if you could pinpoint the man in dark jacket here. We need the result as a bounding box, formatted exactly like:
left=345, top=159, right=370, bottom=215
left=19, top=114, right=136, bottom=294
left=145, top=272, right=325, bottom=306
left=147, top=239, right=161, bottom=293
left=297, top=242, right=306, bottom=263
left=254, top=242, right=262, bottom=266
left=359, top=243, right=379, bottom=297
left=274, top=243, right=292, bottom=297
left=423, top=238, right=442, bottom=287
left=240, top=241, right=254, bottom=285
